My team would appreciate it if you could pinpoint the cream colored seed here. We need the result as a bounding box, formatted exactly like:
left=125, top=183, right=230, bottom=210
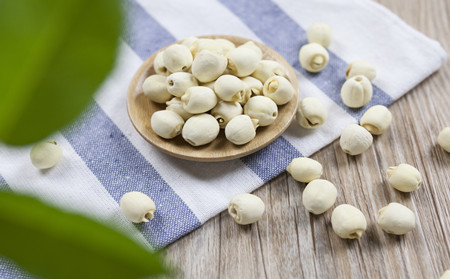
left=153, top=51, right=170, bottom=75
left=151, top=110, right=184, bottom=139
left=441, top=270, right=450, bottom=279
left=263, top=76, right=295, bottom=105
left=296, top=97, right=327, bottom=129
left=299, top=43, right=329, bottom=73
left=120, top=192, right=156, bottom=223
left=387, top=163, right=422, bottom=192
left=302, top=179, right=337, bottom=215
left=227, top=44, right=262, bottom=77
left=166, top=97, right=193, bottom=121
left=181, top=86, right=217, bottom=114
left=346, top=61, right=376, bottom=81
left=241, top=76, right=263, bottom=96
left=225, top=115, right=258, bottom=145
left=306, top=22, right=333, bottom=48
left=241, top=41, right=263, bottom=57
left=142, top=74, right=173, bottom=104
left=30, top=141, right=63, bottom=169
left=214, top=74, right=246, bottom=102
left=162, top=44, right=193, bottom=73
left=341, top=75, right=373, bottom=108
left=377, top=203, right=415, bottom=235
left=182, top=114, right=220, bottom=146
left=214, top=38, right=236, bottom=55
left=360, top=105, right=392, bottom=135
left=228, top=193, right=265, bottom=225
left=251, top=60, right=286, bottom=83
left=286, top=157, right=323, bottom=183
left=331, top=204, right=367, bottom=239
left=191, top=50, right=227, bottom=83
left=166, top=72, right=198, bottom=97
left=211, top=101, right=243, bottom=128
left=339, top=124, right=373, bottom=155
left=437, top=127, right=450, bottom=153
left=180, top=36, right=199, bottom=49
left=244, top=96, right=278, bottom=126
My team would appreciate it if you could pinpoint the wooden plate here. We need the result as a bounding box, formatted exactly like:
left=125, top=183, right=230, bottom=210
left=127, top=35, right=299, bottom=162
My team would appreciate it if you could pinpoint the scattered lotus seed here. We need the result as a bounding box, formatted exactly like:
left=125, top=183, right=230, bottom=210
left=306, top=22, right=333, bottom=48
left=302, top=179, right=337, bottom=215
left=437, top=127, right=450, bottom=153
left=339, top=124, right=373, bottom=155
left=341, top=75, right=373, bottom=108
left=377, top=202, right=415, bottom=235
left=387, top=163, right=422, bottom=192
left=286, top=157, right=323, bottom=183
left=331, top=204, right=367, bottom=239
left=346, top=61, right=376, bottom=81
left=30, top=141, right=63, bottom=169
left=299, top=43, right=329, bottom=73
left=120, top=191, right=156, bottom=223
left=228, top=193, right=265, bottom=225
left=296, top=97, right=327, bottom=129
left=360, top=105, right=392, bottom=135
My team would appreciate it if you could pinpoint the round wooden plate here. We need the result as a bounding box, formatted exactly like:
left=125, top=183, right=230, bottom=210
left=127, top=35, right=299, bottom=162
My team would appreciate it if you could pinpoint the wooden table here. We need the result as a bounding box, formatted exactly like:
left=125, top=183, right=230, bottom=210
left=164, top=0, right=450, bottom=277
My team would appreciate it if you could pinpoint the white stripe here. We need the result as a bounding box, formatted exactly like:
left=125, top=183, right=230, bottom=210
left=136, top=0, right=261, bottom=42
left=0, top=136, right=153, bottom=250
left=94, top=43, right=264, bottom=223
left=273, top=0, right=447, bottom=100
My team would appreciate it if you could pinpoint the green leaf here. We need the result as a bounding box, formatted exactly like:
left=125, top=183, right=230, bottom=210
left=0, top=191, right=167, bottom=279
left=0, top=0, right=123, bottom=145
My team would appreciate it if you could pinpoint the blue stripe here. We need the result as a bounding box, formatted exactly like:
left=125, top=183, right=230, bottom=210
left=219, top=0, right=393, bottom=119
left=0, top=174, right=10, bottom=192
left=123, top=0, right=176, bottom=60
left=63, top=103, right=200, bottom=248
left=0, top=257, right=33, bottom=279
left=241, top=137, right=302, bottom=182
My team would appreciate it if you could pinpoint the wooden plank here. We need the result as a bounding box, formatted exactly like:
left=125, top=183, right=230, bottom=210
left=164, top=0, right=450, bottom=277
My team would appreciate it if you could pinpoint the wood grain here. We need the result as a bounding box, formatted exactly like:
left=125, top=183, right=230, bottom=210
left=163, top=1, right=450, bottom=278
left=127, top=35, right=299, bottom=162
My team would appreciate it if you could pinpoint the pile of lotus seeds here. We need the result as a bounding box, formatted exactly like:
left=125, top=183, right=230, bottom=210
left=144, top=37, right=296, bottom=146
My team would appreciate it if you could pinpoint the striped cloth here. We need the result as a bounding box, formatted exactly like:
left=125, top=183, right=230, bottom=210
left=0, top=0, right=446, bottom=277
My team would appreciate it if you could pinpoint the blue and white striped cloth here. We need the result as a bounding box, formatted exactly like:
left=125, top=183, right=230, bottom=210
left=0, top=0, right=446, bottom=276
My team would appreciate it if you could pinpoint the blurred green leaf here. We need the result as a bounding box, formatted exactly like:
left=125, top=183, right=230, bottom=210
left=0, top=0, right=123, bottom=145
left=0, top=191, right=167, bottom=279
